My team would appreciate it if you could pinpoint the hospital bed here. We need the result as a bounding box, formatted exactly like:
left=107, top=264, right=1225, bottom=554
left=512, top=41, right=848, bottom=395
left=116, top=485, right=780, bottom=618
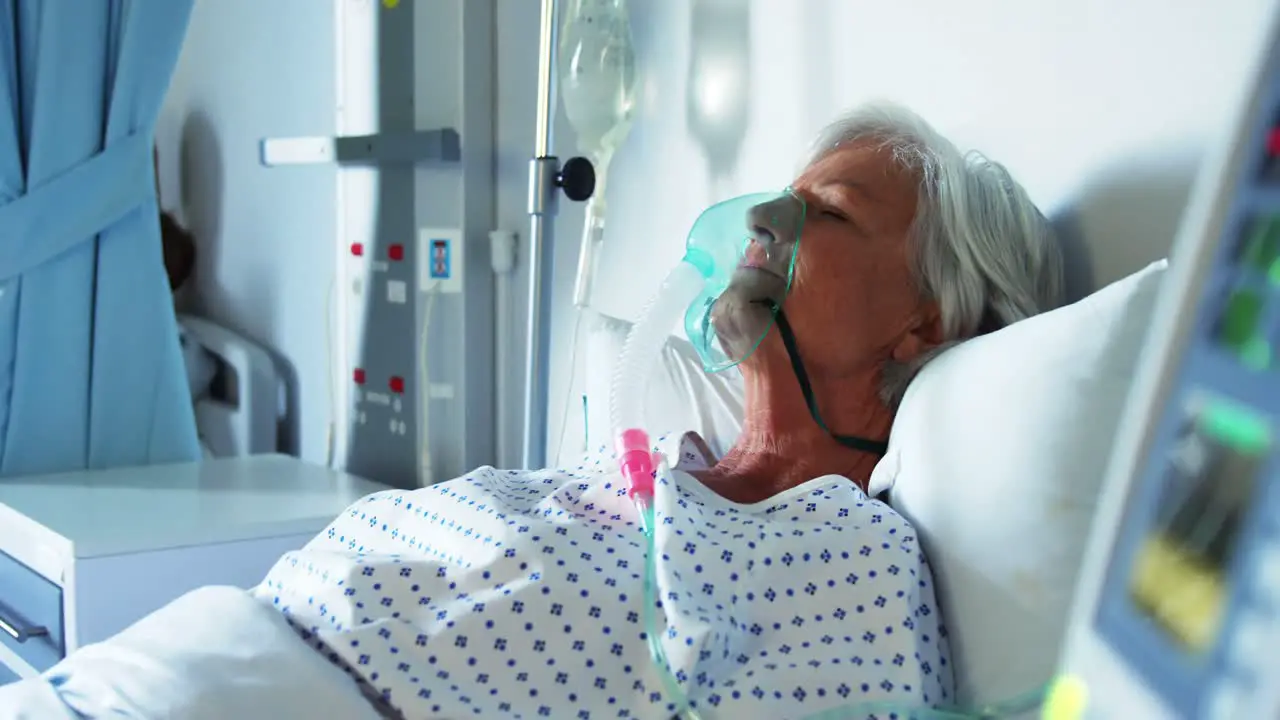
left=0, top=244, right=1171, bottom=719
left=0, top=157, right=1188, bottom=718
left=0, top=182, right=1223, bottom=715
left=177, top=313, right=286, bottom=458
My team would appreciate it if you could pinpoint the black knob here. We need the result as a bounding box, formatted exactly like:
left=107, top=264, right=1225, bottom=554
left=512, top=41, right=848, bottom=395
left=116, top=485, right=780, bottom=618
left=557, top=156, right=596, bottom=202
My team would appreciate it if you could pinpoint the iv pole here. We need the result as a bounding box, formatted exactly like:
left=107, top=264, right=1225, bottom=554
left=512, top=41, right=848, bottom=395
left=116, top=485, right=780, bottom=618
left=523, top=0, right=595, bottom=469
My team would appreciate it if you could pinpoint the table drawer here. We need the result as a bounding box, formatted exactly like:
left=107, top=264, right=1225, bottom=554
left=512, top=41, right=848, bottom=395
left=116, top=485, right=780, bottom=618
left=0, top=549, right=64, bottom=673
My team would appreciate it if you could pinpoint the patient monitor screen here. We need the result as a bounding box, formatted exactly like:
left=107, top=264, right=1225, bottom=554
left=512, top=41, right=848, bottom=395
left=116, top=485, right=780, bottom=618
left=1126, top=398, right=1268, bottom=653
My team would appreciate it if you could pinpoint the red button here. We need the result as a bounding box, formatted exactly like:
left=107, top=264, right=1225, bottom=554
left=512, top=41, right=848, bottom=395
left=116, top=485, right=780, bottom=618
left=389, top=376, right=405, bottom=393
left=388, top=244, right=404, bottom=261
left=353, top=368, right=366, bottom=384
left=1268, top=128, right=1280, bottom=156
left=350, top=242, right=364, bottom=256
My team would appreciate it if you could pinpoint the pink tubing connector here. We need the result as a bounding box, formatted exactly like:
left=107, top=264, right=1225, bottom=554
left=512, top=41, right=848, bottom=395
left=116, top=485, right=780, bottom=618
left=615, top=428, right=655, bottom=499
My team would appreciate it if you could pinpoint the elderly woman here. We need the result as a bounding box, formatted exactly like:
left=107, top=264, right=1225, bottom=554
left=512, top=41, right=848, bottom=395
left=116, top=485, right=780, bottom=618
left=250, top=104, right=1064, bottom=720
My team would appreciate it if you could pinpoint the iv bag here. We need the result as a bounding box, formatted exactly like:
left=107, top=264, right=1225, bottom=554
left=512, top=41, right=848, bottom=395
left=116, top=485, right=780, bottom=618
left=559, top=0, right=638, bottom=160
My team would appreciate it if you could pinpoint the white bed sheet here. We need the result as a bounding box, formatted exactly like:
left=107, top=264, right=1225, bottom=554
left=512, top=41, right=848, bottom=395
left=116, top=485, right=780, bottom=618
left=0, top=586, right=383, bottom=720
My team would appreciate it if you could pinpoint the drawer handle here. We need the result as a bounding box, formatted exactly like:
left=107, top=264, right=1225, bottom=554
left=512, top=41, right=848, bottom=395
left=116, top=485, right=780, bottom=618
left=0, top=602, right=49, bottom=644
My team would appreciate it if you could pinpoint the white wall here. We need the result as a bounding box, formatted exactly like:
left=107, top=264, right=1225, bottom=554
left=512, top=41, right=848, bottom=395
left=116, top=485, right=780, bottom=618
left=158, top=0, right=338, bottom=462
left=591, top=0, right=1276, bottom=318
left=546, top=0, right=1279, bottom=462
left=159, top=0, right=512, bottom=468
left=160, top=0, right=1280, bottom=470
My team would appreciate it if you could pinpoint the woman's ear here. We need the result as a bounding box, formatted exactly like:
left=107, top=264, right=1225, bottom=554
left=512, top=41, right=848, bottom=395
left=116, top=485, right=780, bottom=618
left=890, top=302, right=943, bottom=363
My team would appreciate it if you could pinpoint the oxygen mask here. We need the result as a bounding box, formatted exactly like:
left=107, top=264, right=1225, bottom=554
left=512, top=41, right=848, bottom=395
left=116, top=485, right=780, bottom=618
left=683, top=189, right=804, bottom=372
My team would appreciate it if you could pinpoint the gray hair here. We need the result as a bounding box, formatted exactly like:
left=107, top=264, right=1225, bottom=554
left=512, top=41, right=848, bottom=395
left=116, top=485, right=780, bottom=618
left=803, top=102, right=1065, bottom=407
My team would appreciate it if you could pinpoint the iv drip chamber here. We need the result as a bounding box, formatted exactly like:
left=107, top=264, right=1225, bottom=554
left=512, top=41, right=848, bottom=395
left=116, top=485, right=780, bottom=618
left=572, top=198, right=608, bottom=307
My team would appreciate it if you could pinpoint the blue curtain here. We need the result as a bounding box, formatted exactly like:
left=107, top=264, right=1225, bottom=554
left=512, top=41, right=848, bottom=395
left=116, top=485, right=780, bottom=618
left=0, top=0, right=200, bottom=477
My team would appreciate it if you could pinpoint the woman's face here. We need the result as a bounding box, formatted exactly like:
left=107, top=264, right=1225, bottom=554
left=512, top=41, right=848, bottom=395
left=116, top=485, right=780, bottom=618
left=749, top=140, right=938, bottom=377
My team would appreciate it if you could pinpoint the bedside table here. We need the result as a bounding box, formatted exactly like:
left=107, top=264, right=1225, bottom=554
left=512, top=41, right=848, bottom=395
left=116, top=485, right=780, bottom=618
left=0, top=454, right=389, bottom=684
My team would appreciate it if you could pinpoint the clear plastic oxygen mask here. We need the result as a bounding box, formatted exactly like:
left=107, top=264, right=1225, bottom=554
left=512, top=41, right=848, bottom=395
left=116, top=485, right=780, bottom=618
left=559, top=0, right=637, bottom=308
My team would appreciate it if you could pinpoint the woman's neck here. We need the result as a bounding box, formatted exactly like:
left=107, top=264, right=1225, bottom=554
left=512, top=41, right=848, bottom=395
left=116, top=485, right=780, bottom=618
left=697, top=357, right=893, bottom=504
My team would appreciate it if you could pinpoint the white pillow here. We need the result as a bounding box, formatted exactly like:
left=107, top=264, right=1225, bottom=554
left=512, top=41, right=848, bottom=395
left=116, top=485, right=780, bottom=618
left=870, top=259, right=1168, bottom=711
left=579, top=312, right=744, bottom=459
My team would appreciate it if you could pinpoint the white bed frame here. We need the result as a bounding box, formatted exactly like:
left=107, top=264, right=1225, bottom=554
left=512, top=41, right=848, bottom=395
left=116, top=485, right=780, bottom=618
left=177, top=314, right=285, bottom=457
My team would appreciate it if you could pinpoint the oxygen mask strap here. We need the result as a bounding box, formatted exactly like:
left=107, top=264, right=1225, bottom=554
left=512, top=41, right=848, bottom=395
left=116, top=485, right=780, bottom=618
left=767, top=303, right=890, bottom=457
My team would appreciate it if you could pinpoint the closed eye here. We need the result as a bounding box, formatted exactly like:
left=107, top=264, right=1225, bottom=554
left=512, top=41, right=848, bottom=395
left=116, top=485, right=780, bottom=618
left=818, top=203, right=866, bottom=234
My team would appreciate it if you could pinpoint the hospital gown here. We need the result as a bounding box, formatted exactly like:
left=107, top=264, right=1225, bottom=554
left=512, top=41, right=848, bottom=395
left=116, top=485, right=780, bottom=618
left=255, top=433, right=953, bottom=719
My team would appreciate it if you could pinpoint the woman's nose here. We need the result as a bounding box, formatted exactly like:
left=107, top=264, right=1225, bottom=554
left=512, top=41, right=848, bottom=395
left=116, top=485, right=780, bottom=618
left=747, top=195, right=802, bottom=247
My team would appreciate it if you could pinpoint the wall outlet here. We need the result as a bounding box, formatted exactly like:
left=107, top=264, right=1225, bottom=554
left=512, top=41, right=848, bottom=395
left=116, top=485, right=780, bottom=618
left=386, top=279, right=407, bottom=304
left=418, top=227, right=464, bottom=294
